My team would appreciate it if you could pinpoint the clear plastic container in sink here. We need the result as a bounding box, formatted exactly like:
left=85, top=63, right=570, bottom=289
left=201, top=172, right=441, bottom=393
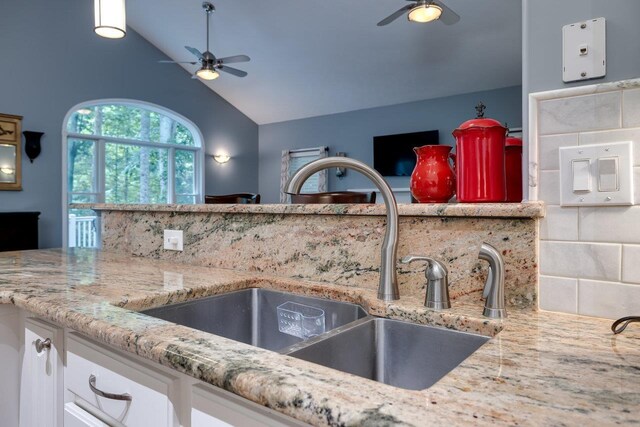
left=277, top=301, right=326, bottom=339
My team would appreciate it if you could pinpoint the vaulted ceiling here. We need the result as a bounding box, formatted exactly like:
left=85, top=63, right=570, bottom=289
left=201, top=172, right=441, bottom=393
left=127, top=0, right=522, bottom=124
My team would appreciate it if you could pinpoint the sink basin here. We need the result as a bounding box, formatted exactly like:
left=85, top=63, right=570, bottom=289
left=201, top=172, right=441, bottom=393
left=141, top=288, right=368, bottom=351
left=287, top=317, right=490, bottom=390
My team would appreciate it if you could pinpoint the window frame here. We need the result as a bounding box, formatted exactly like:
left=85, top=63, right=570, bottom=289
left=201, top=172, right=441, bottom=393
left=62, top=99, right=205, bottom=247
left=280, top=146, right=328, bottom=203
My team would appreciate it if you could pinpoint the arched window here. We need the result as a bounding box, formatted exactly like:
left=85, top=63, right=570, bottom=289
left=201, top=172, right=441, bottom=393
left=63, top=100, right=204, bottom=247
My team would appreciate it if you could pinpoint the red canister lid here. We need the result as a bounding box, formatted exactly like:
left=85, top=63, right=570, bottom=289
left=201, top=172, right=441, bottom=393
left=505, top=136, right=523, bottom=147
left=456, top=117, right=505, bottom=130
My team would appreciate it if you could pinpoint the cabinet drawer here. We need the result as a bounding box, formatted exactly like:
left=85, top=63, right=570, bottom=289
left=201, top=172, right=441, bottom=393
left=65, top=334, right=178, bottom=427
left=192, top=383, right=307, bottom=427
left=64, top=403, right=108, bottom=427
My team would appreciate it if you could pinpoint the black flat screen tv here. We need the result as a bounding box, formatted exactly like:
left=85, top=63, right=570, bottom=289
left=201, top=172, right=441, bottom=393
left=373, top=130, right=439, bottom=176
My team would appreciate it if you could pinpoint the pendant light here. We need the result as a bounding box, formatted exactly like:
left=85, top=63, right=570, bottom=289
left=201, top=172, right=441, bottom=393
left=94, top=0, right=127, bottom=39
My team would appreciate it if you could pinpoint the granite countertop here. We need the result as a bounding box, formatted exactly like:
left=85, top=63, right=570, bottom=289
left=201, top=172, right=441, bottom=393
left=73, top=202, right=546, bottom=218
left=1, top=249, right=637, bottom=426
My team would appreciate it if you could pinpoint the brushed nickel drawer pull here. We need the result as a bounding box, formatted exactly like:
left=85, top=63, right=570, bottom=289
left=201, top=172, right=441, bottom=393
left=89, top=374, right=133, bottom=401
left=34, top=338, right=51, bottom=354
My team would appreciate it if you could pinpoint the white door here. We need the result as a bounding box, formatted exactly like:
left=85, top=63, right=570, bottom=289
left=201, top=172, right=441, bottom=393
left=20, top=318, right=63, bottom=427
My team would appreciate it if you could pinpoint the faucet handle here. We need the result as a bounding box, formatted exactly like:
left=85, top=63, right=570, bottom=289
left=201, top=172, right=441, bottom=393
left=400, top=255, right=448, bottom=280
left=400, top=255, right=450, bottom=310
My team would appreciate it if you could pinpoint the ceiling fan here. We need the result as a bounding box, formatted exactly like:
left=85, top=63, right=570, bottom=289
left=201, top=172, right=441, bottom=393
left=377, top=0, right=460, bottom=26
left=159, top=2, right=250, bottom=80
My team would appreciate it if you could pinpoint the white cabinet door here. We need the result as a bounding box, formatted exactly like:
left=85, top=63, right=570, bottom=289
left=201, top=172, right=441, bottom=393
left=191, top=384, right=308, bottom=427
left=20, top=317, right=64, bottom=427
left=0, top=305, right=21, bottom=427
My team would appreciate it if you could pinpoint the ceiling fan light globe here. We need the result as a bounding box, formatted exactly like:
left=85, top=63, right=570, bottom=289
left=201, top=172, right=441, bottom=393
left=408, top=4, right=442, bottom=23
left=196, top=68, right=220, bottom=80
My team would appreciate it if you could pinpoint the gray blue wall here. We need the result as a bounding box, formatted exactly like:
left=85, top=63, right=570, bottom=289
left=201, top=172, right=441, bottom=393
left=259, top=86, right=522, bottom=203
left=522, top=0, right=640, bottom=198
left=0, top=0, right=258, bottom=249
left=523, top=0, right=640, bottom=95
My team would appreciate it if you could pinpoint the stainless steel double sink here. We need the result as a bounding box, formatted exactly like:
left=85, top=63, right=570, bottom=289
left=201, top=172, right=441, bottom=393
left=141, top=288, right=489, bottom=391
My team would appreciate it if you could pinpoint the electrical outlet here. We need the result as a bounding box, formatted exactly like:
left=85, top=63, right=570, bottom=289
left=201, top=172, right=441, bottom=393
left=163, top=229, right=184, bottom=251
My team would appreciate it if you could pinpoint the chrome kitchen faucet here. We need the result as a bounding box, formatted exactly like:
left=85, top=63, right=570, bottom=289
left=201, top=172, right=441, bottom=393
left=285, top=157, right=400, bottom=301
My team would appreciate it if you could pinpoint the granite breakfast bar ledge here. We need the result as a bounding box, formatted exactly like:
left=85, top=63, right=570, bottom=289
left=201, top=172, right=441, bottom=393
left=74, top=201, right=545, bottom=218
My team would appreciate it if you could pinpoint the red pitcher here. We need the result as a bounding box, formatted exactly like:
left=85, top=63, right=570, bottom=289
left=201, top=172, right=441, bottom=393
left=410, top=145, right=456, bottom=203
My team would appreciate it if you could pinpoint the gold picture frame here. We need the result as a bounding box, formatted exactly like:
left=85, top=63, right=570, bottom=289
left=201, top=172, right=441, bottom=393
left=0, top=113, right=23, bottom=191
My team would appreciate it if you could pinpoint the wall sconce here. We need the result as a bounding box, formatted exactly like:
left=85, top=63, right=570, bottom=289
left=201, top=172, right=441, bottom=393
left=94, top=0, right=127, bottom=39
left=336, top=152, right=347, bottom=178
left=23, top=131, right=44, bottom=163
left=212, top=153, right=231, bottom=164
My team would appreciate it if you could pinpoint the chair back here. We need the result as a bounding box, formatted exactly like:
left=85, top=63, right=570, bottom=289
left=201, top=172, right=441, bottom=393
left=204, top=193, right=261, bottom=204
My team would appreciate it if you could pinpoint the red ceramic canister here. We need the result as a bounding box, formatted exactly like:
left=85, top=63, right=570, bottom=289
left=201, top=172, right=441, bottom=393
left=505, top=136, right=523, bottom=202
left=452, top=114, right=507, bottom=203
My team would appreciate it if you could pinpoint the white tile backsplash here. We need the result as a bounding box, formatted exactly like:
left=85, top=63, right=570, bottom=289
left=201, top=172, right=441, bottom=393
left=537, top=170, right=560, bottom=205
left=539, top=134, right=578, bottom=170
left=622, top=245, right=640, bottom=284
left=578, top=127, right=640, bottom=166
left=538, top=92, right=621, bottom=135
left=534, top=80, right=640, bottom=318
left=578, top=279, right=640, bottom=319
left=579, top=207, right=640, bottom=244
left=539, top=241, right=621, bottom=281
left=538, top=276, right=577, bottom=313
left=623, top=88, right=640, bottom=128
left=539, top=206, right=578, bottom=241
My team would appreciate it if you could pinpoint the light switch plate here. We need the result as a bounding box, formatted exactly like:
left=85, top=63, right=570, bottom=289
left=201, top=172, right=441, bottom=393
left=559, top=141, right=634, bottom=206
left=163, top=229, right=184, bottom=251
left=562, top=17, right=606, bottom=82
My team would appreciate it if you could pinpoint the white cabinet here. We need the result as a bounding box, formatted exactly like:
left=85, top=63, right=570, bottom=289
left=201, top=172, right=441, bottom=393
left=0, top=305, right=21, bottom=427
left=20, top=317, right=64, bottom=427
left=191, top=384, right=307, bottom=427
left=65, top=333, right=180, bottom=427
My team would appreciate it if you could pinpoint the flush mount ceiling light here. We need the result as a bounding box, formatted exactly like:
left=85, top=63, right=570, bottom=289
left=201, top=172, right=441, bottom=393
left=94, top=0, right=127, bottom=39
left=377, top=0, right=459, bottom=26
left=158, top=2, right=251, bottom=80
left=213, top=153, right=231, bottom=164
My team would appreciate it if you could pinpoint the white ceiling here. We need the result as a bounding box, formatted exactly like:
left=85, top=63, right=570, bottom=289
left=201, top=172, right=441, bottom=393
left=127, top=0, right=522, bottom=125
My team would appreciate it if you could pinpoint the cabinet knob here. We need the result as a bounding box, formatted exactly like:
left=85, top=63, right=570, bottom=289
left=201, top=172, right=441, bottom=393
left=34, top=338, right=51, bottom=354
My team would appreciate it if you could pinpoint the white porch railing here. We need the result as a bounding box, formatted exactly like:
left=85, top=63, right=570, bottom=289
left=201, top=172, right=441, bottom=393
left=68, top=215, right=98, bottom=248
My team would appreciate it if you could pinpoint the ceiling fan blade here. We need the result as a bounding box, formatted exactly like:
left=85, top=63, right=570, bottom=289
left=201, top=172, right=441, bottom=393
left=159, top=60, right=198, bottom=64
left=433, top=0, right=460, bottom=25
left=185, top=46, right=204, bottom=60
left=217, top=65, right=248, bottom=78
left=377, top=5, right=413, bottom=26
left=217, top=55, right=251, bottom=64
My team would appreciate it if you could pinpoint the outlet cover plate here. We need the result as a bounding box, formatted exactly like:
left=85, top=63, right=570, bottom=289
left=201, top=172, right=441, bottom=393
left=163, top=229, right=184, bottom=251
left=562, top=17, right=606, bottom=82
